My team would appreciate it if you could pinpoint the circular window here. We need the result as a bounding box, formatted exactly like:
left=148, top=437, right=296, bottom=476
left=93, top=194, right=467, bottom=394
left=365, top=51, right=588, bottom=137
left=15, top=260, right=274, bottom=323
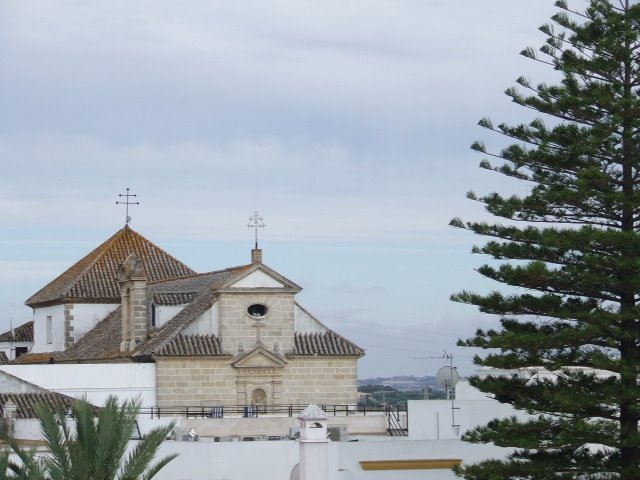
left=247, top=304, right=268, bottom=318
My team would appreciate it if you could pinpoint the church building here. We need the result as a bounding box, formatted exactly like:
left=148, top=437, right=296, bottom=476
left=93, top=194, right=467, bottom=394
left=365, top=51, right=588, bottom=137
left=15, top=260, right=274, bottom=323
left=17, top=226, right=364, bottom=408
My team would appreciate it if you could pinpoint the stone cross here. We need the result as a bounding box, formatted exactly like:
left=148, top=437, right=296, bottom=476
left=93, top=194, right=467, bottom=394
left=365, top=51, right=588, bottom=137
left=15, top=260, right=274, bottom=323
left=252, top=321, right=264, bottom=347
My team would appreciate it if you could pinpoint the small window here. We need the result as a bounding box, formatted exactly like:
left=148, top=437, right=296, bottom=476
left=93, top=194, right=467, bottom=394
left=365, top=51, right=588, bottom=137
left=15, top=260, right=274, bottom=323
left=46, top=316, right=53, bottom=344
left=151, top=304, right=157, bottom=327
left=14, top=347, right=28, bottom=358
left=247, top=304, right=268, bottom=318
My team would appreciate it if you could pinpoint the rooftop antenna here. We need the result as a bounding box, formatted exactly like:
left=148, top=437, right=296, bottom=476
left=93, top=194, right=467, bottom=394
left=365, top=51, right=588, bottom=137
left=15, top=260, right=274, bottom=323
left=247, top=211, right=265, bottom=249
left=116, top=188, right=140, bottom=225
left=415, top=350, right=461, bottom=436
left=9, top=317, right=14, bottom=360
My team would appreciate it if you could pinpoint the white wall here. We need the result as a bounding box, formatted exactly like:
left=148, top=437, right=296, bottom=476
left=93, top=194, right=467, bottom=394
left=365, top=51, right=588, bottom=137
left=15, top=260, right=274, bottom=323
left=408, top=381, right=529, bottom=441
left=231, top=270, right=284, bottom=288
left=8, top=438, right=513, bottom=480
left=14, top=418, right=41, bottom=440
left=150, top=437, right=513, bottom=480
left=32, top=303, right=118, bottom=352
left=32, top=305, right=65, bottom=353
left=155, top=305, right=186, bottom=328
left=0, top=364, right=156, bottom=406
left=72, top=304, right=119, bottom=342
left=183, top=304, right=218, bottom=336
left=294, top=305, right=325, bottom=333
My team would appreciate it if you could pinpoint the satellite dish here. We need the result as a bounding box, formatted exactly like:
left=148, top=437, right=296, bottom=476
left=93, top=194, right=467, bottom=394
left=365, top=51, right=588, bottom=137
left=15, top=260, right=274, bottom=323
left=436, top=366, right=459, bottom=389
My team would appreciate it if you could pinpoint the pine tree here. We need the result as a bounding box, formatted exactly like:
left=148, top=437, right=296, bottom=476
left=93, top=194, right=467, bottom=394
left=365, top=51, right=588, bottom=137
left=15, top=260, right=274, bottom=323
left=451, top=1, right=640, bottom=478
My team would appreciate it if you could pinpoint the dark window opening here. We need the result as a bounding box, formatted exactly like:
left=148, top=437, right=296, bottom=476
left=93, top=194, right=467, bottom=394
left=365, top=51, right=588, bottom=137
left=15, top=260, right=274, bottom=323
left=15, top=347, right=28, bottom=358
left=151, top=304, right=157, bottom=327
left=247, top=304, right=268, bottom=318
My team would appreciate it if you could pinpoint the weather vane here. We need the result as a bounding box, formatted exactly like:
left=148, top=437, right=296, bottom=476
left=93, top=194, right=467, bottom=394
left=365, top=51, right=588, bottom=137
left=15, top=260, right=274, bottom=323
left=116, top=188, right=140, bottom=225
left=247, top=211, right=266, bottom=249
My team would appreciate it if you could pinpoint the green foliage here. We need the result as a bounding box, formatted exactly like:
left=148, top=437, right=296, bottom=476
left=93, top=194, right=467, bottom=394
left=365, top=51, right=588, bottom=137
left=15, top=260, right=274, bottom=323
left=2, top=396, right=177, bottom=480
left=0, top=438, right=46, bottom=480
left=453, top=1, right=640, bottom=478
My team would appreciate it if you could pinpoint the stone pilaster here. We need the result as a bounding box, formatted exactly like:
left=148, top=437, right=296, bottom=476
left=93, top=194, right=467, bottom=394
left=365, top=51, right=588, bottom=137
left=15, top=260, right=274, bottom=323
left=64, top=304, right=74, bottom=349
left=117, top=254, right=148, bottom=352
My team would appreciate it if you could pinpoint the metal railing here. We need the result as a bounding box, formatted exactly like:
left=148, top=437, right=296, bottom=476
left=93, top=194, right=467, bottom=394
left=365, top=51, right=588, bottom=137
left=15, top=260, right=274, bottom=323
left=385, top=404, right=408, bottom=436
left=139, top=403, right=406, bottom=419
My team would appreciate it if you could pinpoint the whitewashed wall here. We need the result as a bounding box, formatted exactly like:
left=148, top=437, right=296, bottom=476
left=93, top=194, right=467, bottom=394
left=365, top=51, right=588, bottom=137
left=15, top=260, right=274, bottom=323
left=408, top=380, right=530, bottom=441
left=71, top=304, right=119, bottom=342
left=32, top=305, right=64, bottom=352
left=155, top=305, right=185, bottom=328
left=0, top=364, right=156, bottom=406
left=151, top=438, right=512, bottom=480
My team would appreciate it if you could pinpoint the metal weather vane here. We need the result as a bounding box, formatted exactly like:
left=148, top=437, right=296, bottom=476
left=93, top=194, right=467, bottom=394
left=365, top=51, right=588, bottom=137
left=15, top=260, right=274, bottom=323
left=116, top=188, right=140, bottom=225
left=247, top=211, right=266, bottom=249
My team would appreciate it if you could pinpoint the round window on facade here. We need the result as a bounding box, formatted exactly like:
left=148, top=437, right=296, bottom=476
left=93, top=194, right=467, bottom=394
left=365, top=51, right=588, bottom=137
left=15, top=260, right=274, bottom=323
left=247, top=304, right=268, bottom=318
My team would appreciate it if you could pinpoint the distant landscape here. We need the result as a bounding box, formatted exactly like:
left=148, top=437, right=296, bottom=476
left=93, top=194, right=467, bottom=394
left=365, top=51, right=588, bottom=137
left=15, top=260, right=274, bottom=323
left=357, top=375, right=447, bottom=405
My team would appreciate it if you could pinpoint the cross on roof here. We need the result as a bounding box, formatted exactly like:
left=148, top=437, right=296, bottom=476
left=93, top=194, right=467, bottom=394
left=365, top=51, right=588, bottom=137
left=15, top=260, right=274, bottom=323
left=116, top=188, right=140, bottom=225
left=247, top=211, right=266, bottom=249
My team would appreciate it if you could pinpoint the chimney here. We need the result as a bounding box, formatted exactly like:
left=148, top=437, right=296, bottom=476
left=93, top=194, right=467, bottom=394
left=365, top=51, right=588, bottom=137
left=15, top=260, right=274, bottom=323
left=251, top=248, right=263, bottom=264
left=117, top=254, right=148, bottom=352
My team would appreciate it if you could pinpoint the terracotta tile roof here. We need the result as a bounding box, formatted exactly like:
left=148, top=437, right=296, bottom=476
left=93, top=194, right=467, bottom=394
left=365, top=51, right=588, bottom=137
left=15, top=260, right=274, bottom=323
left=0, top=352, right=8, bottom=365
left=134, top=289, right=217, bottom=358
left=25, top=226, right=196, bottom=307
left=152, top=293, right=197, bottom=306
left=56, top=308, right=129, bottom=363
left=155, top=334, right=225, bottom=357
left=293, top=332, right=364, bottom=356
left=38, top=268, right=250, bottom=362
left=0, top=321, right=34, bottom=342
left=0, top=393, right=76, bottom=419
left=11, top=352, right=62, bottom=365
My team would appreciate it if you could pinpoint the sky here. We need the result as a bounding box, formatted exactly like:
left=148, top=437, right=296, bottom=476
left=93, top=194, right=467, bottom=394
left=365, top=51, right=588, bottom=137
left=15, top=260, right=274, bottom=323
left=0, top=0, right=570, bottom=379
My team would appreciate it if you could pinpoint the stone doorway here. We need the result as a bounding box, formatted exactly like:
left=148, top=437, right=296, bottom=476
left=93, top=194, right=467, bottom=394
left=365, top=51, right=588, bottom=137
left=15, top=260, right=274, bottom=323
left=251, top=388, right=267, bottom=412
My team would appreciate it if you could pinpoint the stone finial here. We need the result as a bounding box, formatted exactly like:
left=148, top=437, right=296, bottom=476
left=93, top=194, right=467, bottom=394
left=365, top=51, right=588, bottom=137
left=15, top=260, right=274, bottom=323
left=251, top=248, right=263, bottom=264
left=3, top=400, right=17, bottom=419
left=117, top=254, right=146, bottom=282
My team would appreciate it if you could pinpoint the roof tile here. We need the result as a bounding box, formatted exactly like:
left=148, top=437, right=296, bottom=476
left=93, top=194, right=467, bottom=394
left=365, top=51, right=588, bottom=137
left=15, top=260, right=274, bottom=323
left=155, top=334, right=224, bottom=357
left=26, top=226, right=195, bottom=307
left=0, top=321, right=33, bottom=342
left=293, top=332, right=364, bottom=356
left=0, top=393, right=76, bottom=419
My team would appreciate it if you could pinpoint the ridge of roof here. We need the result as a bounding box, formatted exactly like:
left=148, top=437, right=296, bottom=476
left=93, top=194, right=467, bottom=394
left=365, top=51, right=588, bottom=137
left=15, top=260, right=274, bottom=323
left=148, top=264, right=252, bottom=286
left=25, top=226, right=196, bottom=307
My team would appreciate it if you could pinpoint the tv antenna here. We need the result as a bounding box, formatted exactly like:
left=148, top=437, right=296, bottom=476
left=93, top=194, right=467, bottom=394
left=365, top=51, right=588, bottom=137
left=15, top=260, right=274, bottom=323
left=415, top=350, right=461, bottom=436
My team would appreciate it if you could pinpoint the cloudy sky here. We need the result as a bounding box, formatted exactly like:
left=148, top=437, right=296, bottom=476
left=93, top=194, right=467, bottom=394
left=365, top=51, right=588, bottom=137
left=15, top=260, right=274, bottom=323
left=1, top=0, right=567, bottom=378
